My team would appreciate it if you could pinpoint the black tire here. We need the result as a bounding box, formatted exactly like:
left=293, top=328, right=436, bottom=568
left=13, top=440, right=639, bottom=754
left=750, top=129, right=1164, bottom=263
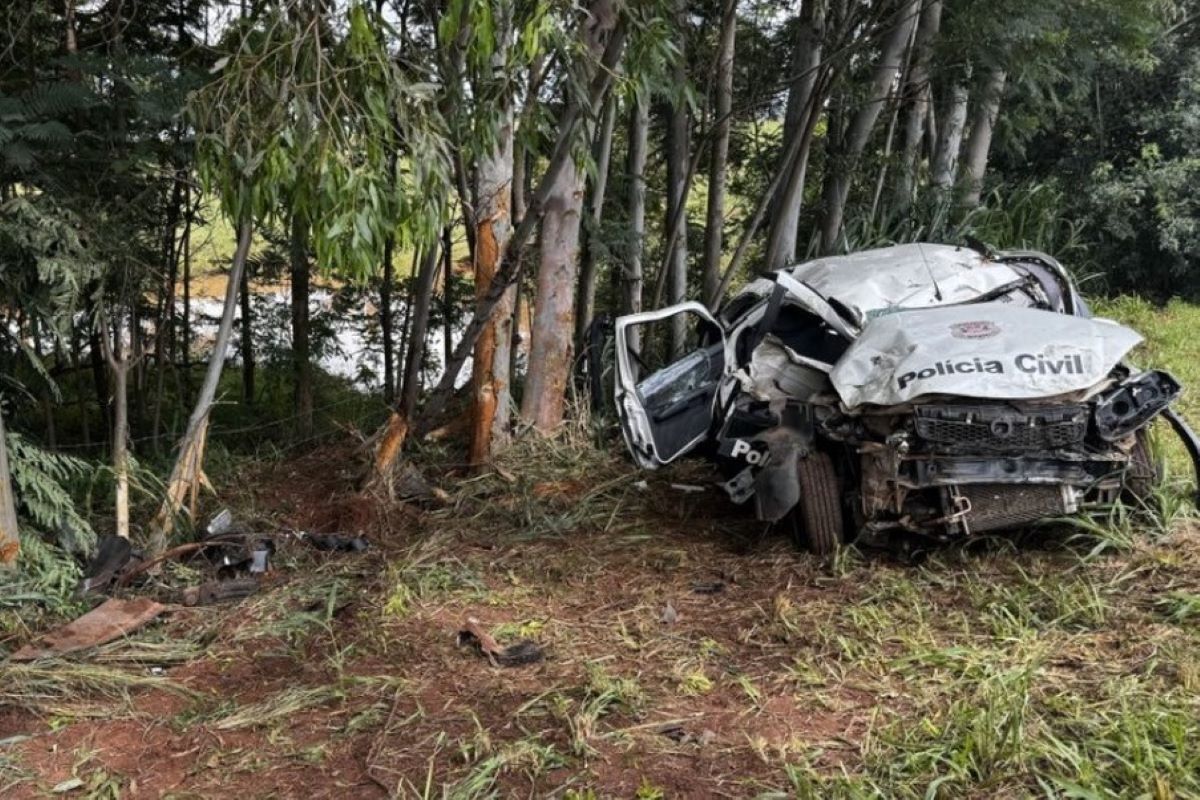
left=1125, top=428, right=1160, bottom=502
left=790, top=451, right=845, bottom=555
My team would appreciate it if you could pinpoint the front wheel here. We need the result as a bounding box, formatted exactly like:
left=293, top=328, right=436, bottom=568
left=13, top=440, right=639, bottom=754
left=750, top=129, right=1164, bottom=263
left=789, top=451, right=845, bottom=555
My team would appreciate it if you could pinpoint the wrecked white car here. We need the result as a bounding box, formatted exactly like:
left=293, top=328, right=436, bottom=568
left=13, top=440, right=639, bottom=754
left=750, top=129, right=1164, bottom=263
left=613, top=243, right=1200, bottom=553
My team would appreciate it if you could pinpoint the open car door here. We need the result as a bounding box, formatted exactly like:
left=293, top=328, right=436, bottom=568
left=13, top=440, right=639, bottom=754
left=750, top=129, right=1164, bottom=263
left=614, top=302, right=728, bottom=469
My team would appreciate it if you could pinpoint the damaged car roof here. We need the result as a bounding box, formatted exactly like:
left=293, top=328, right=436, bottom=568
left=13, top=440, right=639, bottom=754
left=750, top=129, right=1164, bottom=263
left=734, top=243, right=1072, bottom=324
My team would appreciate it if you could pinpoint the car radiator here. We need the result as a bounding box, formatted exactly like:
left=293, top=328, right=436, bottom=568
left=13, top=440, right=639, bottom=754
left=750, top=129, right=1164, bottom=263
left=949, top=484, right=1078, bottom=535
left=915, top=404, right=1088, bottom=453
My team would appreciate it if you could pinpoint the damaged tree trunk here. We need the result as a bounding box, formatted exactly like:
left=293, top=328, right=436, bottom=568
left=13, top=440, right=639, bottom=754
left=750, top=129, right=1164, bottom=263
left=150, top=220, right=253, bottom=553
left=468, top=94, right=516, bottom=467
left=0, top=409, right=18, bottom=567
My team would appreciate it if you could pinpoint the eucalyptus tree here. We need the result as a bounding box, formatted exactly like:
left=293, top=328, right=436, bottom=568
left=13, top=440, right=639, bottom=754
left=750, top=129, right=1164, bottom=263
left=165, top=1, right=451, bottom=545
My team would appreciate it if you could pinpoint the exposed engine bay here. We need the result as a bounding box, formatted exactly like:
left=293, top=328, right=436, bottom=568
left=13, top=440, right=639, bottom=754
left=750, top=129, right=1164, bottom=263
left=612, top=243, right=1200, bottom=553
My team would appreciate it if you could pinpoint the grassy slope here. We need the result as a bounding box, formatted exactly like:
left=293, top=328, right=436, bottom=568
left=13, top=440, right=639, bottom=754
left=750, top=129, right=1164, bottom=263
left=1, top=302, right=1197, bottom=798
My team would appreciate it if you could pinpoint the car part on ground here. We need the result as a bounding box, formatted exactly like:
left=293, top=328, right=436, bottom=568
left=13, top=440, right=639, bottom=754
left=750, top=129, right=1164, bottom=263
left=612, top=243, right=1200, bottom=552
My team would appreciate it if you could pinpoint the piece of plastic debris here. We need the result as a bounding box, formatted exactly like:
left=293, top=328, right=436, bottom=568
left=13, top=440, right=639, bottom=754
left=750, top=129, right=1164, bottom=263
left=633, top=480, right=649, bottom=491
left=74, top=534, right=136, bottom=597
left=10, top=598, right=166, bottom=661
left=456, top=616, right=544, bottom=667
left=659, top=602, right=679, bottom=624
left=206, top=508, right=234, bottom=537
left=669, top=483, right=706, bottom=493
left=690, top=581, right=725, bottom=595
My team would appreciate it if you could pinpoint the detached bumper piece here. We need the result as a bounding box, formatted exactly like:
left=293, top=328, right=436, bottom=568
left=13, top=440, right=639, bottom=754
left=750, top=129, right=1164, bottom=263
left=1094, top=370, right=1181, bottom=441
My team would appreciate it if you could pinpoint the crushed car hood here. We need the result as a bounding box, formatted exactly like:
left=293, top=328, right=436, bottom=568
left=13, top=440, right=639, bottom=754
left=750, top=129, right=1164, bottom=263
left=830, top=305, right=1143, bottom=408
left=738, top=244, right=1036, bottom=324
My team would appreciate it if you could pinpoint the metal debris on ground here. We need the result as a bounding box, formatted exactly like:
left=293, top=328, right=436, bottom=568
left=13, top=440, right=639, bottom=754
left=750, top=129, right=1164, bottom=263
left=456, top=616, right=544, bottom=667
left=690, top=580, right=725, bottom=595
left=10, top=598, right=166, bottom=661
left=302, top=532, right=370, bottom=552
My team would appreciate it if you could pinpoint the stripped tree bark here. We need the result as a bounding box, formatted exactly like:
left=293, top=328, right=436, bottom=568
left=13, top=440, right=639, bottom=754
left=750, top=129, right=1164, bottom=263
left=623, top=90, right=649, bottom=355
left=150, top=220, right=252, bottom=553
left=702, top=0, right=737, bottom=299
left=468, top=61, right=516, bottom=466
left=818, top=0, right=920, bottom=253
left=959, top=66, right=1007, bottom=208
left=893, top=0, right=942, bottom=212
left=399, top=11, right=627, bottom=451
left=764, top=0, right=825, bottom=270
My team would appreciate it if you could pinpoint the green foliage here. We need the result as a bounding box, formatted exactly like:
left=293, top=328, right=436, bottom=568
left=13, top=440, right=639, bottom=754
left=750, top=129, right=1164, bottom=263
left=192, top=3, right=452, bottom=281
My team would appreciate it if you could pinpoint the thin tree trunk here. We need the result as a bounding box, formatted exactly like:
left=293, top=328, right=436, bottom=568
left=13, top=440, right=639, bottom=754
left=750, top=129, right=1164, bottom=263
left=0, top=409, right=18, bottom=567
left=764, top=0, right=825, bottom=269
left=959, top=67, right=1007, bottom=208
left=666, top=0, right=691, bottom=357
left=291, top=214, right=312, bottom=438
left=520, top=158, right=587, bottom=431
left=574, top=92, right=617, bottom=350
left=702, top=0, right=737, bottom=299
left=819, top=0, right=921, bottom=253
left=468, top=86, right=516, bottom=466
left=442, top=225, right=453, bottom=371
left=401, top=246, right=441, bottom=415
left=624, top=92, right=649, bottom=354
left=71, top=328, right=91, bottom=448
left=239, top=258, right=254, bottom=405
left=380, top=235, right=395, bottom=406
left=931, top=75, right=970, bottom=193
left=99, top=312, right=132, bottom=540
left=150, top=220, right=253, bottom=553
left=893, top=0, right=942, bottom=212
left=181, top=185, right=193, bottom=404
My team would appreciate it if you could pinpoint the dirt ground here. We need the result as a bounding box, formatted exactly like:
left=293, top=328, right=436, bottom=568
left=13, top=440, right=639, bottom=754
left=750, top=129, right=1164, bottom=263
left=2, top=439, right=1198, bottom=798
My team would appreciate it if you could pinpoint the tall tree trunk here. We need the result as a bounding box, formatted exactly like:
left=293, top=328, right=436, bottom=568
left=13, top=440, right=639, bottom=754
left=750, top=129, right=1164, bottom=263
left=520, top=160, right=587, bottom=431
left=0, top=409, right=18, bottom=567
left=468, top=86, right=516, bottom=467
left=150, top=220, right=253, bottom=553
left=380, top=237, right=395, bottom=405
left=702, top=0, right=737, bottom=298
left=574, top=93, right=617, bottom=350
left=666, top=1, right=691, bottom=357
left=931, top=74, right=970, bottom=194
left=99, top=312, right=132, bottom=540
left=442, top=226, right=453, bottom=371
left=239, top=259, right=254, bottom=405
left=959, top=67, right=1007, bottom=208
left=819, top=0, right=921, bottom=253
left=624, top=92, right=649, bottom=354
left=181, top=184, right=193, bottom=404
left=893, top=0, right=942, bottom=212
left=291, top=215, right=312, bottom=438
left=764, top=0, right=825, bottom=269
